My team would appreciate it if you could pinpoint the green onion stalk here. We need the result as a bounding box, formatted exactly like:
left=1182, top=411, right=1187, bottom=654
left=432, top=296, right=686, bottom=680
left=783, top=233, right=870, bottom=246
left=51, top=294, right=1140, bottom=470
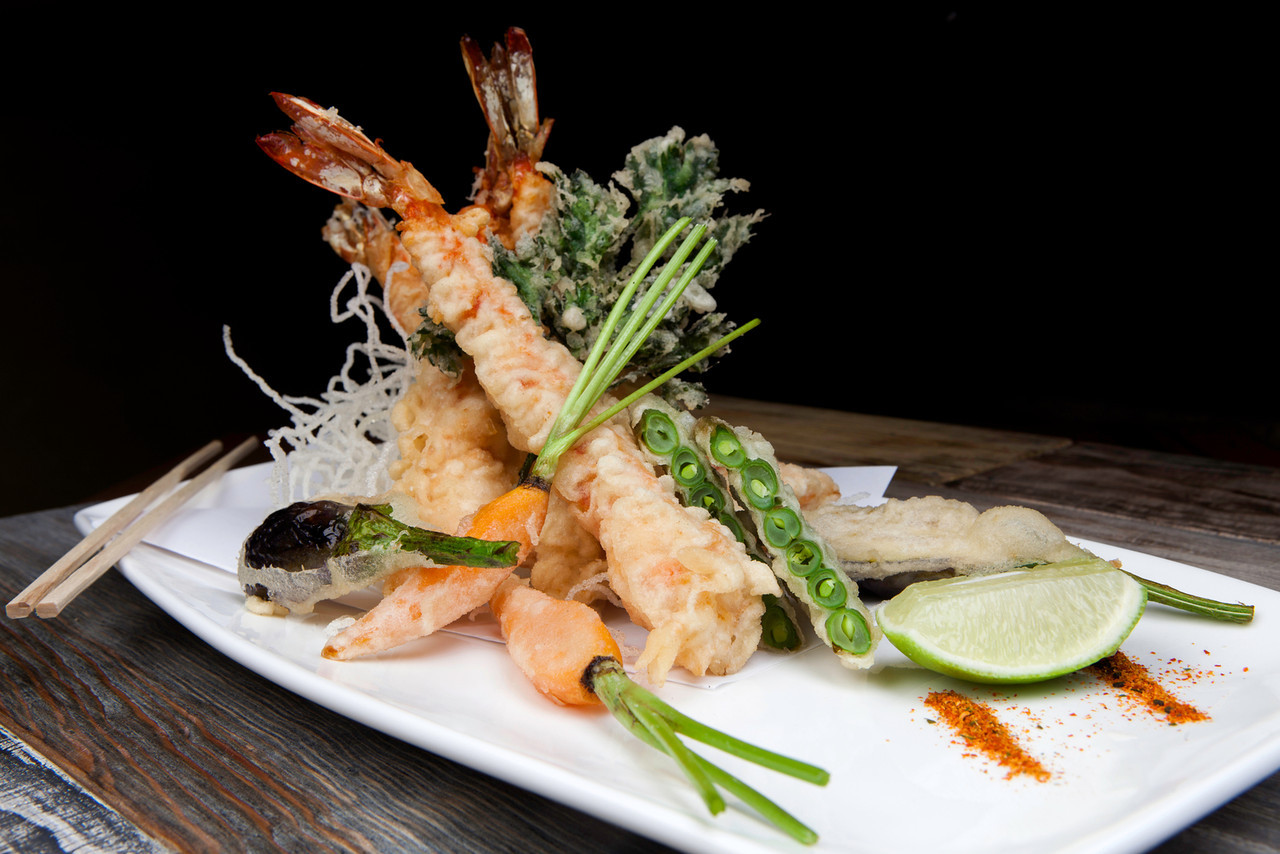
left=529, top=218, right=759, bottom=484
left=1029, top=557, right=1255, bottom=624
left=586, top=657, right=828, bottom=844
left=1129, top=572, right=1254, bottom=622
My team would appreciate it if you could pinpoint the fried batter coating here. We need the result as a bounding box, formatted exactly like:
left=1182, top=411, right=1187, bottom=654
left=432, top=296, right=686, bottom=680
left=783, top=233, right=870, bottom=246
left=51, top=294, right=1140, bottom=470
left=387, top=360, right=525, bottom=534
left=779, top=463, right=841, bottom=510
left=559, top=433, right=778, bottom=682
left=806, top=496, right=1093, bottom=596
left=529, top=489, right=609, bottom=603
left=322, top=200, right=523, bottom=533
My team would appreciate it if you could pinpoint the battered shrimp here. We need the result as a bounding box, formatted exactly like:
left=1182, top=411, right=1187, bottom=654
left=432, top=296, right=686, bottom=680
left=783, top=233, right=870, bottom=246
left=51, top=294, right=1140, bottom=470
left=259, top=95, right=778, bottom=682
left=528, top=489, right=610, bottom=603
left=319, top=216, right=730, bottom=661
left=320, top=200, right=523, bottom=534
left=560, top=432, right=780, bottom=680
left=322, top=28, right=600, bottom=583
left=323, top=209, right=601, bottom=587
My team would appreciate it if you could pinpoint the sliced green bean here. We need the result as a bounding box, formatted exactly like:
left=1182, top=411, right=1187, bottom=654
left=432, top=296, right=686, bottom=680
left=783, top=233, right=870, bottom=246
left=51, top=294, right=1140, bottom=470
left=786, top=540, right=824, bottom=578
left=708, top=423, right=747, bottom=468
left=693, top=416, right=880, bottom=667
left=740, top=460, right=779, bottom=509
left=689, top=482, right=727, bottom=514
left=806, top=568, right=847, bottom=610
left=671, top=446, right=707, bottom=488
left=762, top=506, right=804, bottom=549
left=639, top=408, right=680, bottom=456
left=826, top=608, right=872, bottom=655
left=762, top=594, right=803, bottom=651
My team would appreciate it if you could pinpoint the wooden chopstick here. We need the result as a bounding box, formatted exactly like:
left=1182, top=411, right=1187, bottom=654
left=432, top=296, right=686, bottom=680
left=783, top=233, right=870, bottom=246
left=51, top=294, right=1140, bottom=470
left=6, top=440, right=224, bottom=618
left=6, top=437, right=258, bottom=619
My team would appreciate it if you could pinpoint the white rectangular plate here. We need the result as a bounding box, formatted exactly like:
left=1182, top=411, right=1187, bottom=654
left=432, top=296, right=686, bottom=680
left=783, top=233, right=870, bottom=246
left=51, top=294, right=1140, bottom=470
left=76, top=465, right=1280, bottom=853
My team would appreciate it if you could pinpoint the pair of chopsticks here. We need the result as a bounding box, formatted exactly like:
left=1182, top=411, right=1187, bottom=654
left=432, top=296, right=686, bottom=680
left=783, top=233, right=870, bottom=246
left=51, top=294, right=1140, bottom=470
left=7, top=437, right=258, bottom=620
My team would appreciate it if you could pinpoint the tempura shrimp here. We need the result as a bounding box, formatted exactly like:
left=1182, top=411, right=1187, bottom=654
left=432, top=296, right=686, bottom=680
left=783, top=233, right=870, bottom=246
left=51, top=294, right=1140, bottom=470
left=321, top=200, right=522, bottom=535
left=321, top=28, right=602, bottom=593
left=323, top=202, right=601, bottom=593
left=259, top=96, right=778, bottom=682
left=323, top=202, right=522, bottom=526
left=317, top=28, right=553, bottom=540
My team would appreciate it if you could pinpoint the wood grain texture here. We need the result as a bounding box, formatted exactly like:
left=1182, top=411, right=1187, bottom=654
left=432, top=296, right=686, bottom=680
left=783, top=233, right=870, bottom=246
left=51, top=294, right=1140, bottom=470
left=952, top=442, right=1280, bottom=546
left=1, top=724, right=165, bottom=853
left=703, top=395, right=1072, bottom=485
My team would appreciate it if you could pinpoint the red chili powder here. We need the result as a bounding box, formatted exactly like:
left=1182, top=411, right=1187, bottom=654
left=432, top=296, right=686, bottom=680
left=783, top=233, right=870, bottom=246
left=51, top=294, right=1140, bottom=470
left=924, top=690, right=1051, bottom=782
left=1086, top=651, right=1209, bottom=724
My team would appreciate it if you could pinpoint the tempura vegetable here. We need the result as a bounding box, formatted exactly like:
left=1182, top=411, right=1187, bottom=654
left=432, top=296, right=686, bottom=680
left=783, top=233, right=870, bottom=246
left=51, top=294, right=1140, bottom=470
left=695, top=417, right=880, bottom=669
left=807, top=497, right=1094, bottom=596
left=809, top=496, right=1254, bottom=622
left=238, top=498, right=519, bottom=615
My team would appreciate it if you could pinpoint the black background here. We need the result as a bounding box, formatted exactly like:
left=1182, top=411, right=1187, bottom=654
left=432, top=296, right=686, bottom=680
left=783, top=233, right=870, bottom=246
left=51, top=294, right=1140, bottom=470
left=4, top=9, right=1272, bottom=517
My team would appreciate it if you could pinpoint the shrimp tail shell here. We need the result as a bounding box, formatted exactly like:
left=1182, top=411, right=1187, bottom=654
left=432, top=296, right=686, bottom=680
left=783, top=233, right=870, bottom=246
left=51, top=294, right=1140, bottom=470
left=257, top=93, right=443, bottom=209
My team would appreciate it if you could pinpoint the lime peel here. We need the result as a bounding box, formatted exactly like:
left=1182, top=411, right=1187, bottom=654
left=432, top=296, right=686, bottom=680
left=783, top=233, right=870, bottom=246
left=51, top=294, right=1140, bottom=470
left=878, top=559, right=1147, bottom=684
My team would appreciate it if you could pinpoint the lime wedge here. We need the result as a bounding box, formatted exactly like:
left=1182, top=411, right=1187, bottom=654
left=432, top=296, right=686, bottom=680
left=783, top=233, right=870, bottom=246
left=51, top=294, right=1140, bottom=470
left=877, top=559, right=1147, bottom=684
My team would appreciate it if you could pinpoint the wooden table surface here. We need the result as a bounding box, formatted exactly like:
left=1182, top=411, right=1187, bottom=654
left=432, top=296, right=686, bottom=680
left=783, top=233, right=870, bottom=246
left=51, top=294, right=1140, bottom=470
left=2, top=396, right=1278, bottom=853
